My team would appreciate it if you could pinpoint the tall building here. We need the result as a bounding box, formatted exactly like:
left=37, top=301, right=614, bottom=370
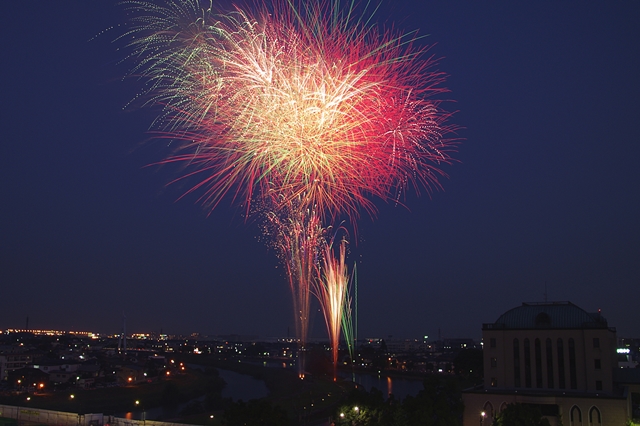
left=0, top=352, right=34, bottom=381
left=462, top=301, right=638, bottom=426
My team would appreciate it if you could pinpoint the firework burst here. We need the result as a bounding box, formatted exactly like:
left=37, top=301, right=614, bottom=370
left=122, top=0, right=457, bottom=377
left=122, top=0, right=456, bottom=223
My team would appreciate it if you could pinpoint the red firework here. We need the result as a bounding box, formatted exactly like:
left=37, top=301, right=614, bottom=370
left=123, top=0, right=457, bottom=224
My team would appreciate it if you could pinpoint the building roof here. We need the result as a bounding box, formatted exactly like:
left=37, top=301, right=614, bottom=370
left=484, top=301, right=611, bottom=330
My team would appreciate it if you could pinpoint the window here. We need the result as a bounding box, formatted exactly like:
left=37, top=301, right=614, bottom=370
left=546, top=338, right=554, bottom=389
left=595, top=380, right=602, bottom=391
left=558, top=338, right=566, bottom=389
left=570, top=405, right=582, bottom=426
left=513, top=339, right=521, bottom=388
left=535, top=312, right=551, bottom=326
left=569, top=338, right=577, bottom=389
left=593, top=337, right=600, bottom=348
left=535, top=338, right=543, bottom=388
left=483, top=402, right=494, bottom=420
left=524, top=338, right=532, bottom=388
left=589, top=406, right=601, bottom=425
left=490, top=338, right=496, bottom=348
left=491, top=357, right=497, bottom=368
left=594, top=359, right=601, bottom=369
left=491, top=377, right=497, bottom=387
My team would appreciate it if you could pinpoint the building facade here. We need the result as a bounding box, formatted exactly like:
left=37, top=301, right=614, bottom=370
left=462, top=302, right=633, bottom=425
left=0, top=352, right=33, bottom=381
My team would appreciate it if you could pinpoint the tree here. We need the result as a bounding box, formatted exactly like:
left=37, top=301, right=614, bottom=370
left=334, top=376, right=464, bottom=426
left=222, top=399, right=290, bottom=426
left=160, top=382, right=183, bottom=407
left=493, top=403, right=551, bottom=426
left=453, top=349, right=483, bottom=382
left=402, top=376, right=464, bottom=426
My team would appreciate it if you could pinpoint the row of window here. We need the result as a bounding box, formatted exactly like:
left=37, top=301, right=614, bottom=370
left=489, top=337, right=601, bottom=349
left=512, top=338, right=585, bottom=390
left=2, top=362, right=30, bottom=369
left=0, top=356, right=31, bottom=361
left=570, top=404, right=602, bottom=426
left=489, top=376, right=602, bottom=391
left=481, top=402, right=602, bottom=426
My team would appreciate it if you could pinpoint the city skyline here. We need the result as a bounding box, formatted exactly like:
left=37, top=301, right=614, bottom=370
left=1, top=2, right=639, bottom=339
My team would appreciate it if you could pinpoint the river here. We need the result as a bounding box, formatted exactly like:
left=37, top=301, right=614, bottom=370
left=338, top=371, right=426, bottom=401
left=247, top=359, right=426, bottom=401
left=118, top=368, right=269, bottom=420
left=119, top=364, right=426, bottom=419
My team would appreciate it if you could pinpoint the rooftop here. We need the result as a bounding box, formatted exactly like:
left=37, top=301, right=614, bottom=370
left=483, top=301, right=613, bottom=330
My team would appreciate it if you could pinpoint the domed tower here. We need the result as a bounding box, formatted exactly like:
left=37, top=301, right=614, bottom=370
left=462, top=301, right=631, bottom=426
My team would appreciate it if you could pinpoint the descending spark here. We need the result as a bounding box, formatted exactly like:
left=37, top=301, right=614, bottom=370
left=314, top=233, right=353, bottom=380
left=265, top=199, right=323, bottom=377
left=121, top=0, right=457, bottom=378
left=341, top=262, right=356, bottom=371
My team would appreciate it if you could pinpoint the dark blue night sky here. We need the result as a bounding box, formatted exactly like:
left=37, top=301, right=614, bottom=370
left=1, top=1, right=639, bottom=339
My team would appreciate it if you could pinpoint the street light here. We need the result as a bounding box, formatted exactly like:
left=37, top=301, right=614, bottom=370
left=135, top=400, right=145, bottom=424
left=481, top=411, right=486, bottom=425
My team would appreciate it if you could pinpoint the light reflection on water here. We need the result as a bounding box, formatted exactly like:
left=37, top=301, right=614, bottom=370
left=252, top=359, right=425, bottom=401
left=338, top=371, right=425, bottom=401
left=119, top=364, right=424, bottom=420
left=117, top=368, right=269, bottom=421
left=247, top=359, right=294, bottom=369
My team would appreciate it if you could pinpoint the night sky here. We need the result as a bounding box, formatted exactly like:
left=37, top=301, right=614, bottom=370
left=2, top=2, right=639, bottom=340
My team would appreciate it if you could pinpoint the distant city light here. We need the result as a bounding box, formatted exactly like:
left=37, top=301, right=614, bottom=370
left=2, top=328, right=99, bottom=338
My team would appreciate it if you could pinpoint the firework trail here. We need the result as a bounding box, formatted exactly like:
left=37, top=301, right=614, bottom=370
left=314, top=231, right=353, bottom=380
left=121, top=0, right=456, bottom=376
left=265, top=198, right=323, bottom=377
